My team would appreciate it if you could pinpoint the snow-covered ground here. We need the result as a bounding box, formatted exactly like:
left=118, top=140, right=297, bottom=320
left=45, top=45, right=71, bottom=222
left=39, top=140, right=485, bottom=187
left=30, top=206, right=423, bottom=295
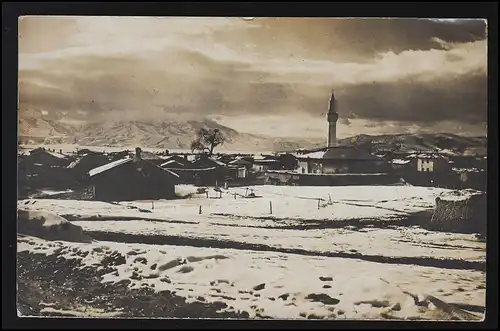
left=18, top=237, right=485, bottom=320
left=17, top=185, right=486, bottom=320
left=19, top=185, right=448, bottom=222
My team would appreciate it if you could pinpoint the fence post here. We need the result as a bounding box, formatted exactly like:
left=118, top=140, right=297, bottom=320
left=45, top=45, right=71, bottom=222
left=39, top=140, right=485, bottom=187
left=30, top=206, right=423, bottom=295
left=199, top=205, right=202, bottom=214
left=234, top=193, right=237, bottom=200
left=225, top=181, right=228, bottom=189
left=318, top=199, right=320, bottom=209
left=269, top=201, right=273, bottom=214
left=152, top=201, right=154, bottom=210
left=219, top=191, right=222, bottom=199
left=206, top=191, right=209, bottom=198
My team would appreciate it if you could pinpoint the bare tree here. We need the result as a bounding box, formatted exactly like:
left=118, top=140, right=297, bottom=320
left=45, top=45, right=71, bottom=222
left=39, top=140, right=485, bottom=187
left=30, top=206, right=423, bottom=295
left=190, top=128, right=226, bottom=156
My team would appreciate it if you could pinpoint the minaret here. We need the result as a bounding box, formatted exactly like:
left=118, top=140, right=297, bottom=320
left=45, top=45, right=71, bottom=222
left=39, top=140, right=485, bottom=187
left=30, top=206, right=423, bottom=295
left=327, top=89, right=339, bottom=147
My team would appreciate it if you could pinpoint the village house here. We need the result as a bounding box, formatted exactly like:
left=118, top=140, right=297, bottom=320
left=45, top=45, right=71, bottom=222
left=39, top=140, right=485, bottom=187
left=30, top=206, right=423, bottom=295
left=392, top=152, right=453, bottom=187
left=108, top=150, right=131, bottom=161
left=228, top=157, right=253, bottom=169
left=87, top=147, right=180, bottom=201
left=133, top=150, right=164, bottom=166
left=67, top=152, right=111, bottom=183
left=162, top=154, right=190, bottom=167
left=252, top=156, right=283, bottom=172
left=191, top=155, right=227, bottom=169
left=407, top=153, right=451, bottom=174
left=160, top=159, right=186, bottom=169
left=227, top=163, right=249, bottom=180
left=18, top=147, right=76, bottom=190
left=23, top=147, right=71, bottom=167
left=295, top=146, right=390, bottom=174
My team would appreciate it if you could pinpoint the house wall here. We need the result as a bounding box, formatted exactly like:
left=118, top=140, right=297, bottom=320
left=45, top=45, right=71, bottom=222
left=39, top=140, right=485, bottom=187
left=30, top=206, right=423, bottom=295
left=265, top=171, right=399, bottom=186
left=26, top=152, right=70, bottom=167
left=23, top=165, right=76, bottom=190
left=297, top=161, right=309, bottom=173
left=92, top=161, right=176, bottom=201
left=237, top=167, right=247, bottom=178
left=253, top=162, right=281, bottom=172
left=417, top=159, right=434, bottom=172
left=253, top=164, right=266, bottom=172
left=323, top=160, right=388, bottom=174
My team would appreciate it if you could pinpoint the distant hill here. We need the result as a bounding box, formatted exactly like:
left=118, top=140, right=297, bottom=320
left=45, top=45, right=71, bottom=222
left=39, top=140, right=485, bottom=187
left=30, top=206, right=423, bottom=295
left=18, top=110, right=486, bottom=154
left=18, top=110, right=324, bottom=152
left=336, top=133, right=487, bottom=155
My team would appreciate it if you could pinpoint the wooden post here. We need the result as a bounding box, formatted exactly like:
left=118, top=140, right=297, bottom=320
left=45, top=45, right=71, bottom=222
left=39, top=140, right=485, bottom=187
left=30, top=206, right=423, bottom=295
left=269, top=201, right=273, bottom=214
left=152, top=201, right=154, bottom=210
left=234, top=193, right=237, bottom=200
left=219, top=191, right=222, bottom=199
left=206, top=191, right=209, bottom=198
left=318, top=199, right=320, bottom=209
left=199, top=205, right=202, bottom=214
left=225, top=181, right=228, bottom=189
left=246, top=188, right=249, bottom=197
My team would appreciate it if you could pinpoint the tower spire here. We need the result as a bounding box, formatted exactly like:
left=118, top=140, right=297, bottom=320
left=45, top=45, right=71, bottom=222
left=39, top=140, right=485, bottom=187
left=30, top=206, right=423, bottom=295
left=327, top=89, right=338, bottom=147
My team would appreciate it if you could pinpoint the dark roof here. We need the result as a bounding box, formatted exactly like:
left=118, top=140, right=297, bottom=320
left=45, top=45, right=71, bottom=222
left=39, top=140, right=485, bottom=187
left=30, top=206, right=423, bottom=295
left=161, top=160, right=185, bottom=168
left=67, top=153, right=109, bottom=169
left=193, top=157, right=226, bottom=167
left=132, top=150, right=162, bottom=160
left=297, top=147, right=382, bottom=161
left=88, top=157, right=180, bottom=178
left=29, top=148, right=68, bottom=159
left=229, top=158, right=252, bottom=166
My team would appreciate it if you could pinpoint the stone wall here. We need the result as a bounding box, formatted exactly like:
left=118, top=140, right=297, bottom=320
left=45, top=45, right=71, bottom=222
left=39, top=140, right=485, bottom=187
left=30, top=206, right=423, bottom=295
left=265, top=171, right=400, bottom=186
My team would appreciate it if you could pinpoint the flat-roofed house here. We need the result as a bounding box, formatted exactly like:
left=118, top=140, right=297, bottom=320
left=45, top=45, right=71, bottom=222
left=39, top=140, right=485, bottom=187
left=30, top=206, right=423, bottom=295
left=295, top=146, right=389, bottom=174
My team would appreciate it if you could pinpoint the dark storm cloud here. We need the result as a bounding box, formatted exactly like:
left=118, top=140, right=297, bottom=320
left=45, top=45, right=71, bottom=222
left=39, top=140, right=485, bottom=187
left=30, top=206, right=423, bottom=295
left=335, top=73, right=487, bottom=124
left=217, top=18, right=487, bottom=62
left=18, top=17, right=487, bottom=135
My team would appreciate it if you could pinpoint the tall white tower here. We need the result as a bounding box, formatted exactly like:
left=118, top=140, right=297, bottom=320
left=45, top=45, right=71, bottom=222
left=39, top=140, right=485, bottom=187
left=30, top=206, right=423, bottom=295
left=327, top=89, right=339, bottom=147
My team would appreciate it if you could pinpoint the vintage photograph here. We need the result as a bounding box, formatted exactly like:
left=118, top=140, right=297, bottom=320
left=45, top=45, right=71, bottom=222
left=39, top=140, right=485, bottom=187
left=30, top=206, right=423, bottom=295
left=17, top=16, right=487, bottom=320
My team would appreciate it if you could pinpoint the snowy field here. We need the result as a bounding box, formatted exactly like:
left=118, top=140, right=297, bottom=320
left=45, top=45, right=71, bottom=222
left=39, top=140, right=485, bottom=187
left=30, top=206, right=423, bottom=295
left=22, top=185, right=449, bottom=222
left=17, top=185, right=486, bottom=320
left=18, top=237, right=485, bottom=320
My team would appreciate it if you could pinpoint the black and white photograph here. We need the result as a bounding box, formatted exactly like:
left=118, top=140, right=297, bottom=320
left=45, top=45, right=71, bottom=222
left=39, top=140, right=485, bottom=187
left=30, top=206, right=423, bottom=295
left=16, top=16, right=488, bottom=321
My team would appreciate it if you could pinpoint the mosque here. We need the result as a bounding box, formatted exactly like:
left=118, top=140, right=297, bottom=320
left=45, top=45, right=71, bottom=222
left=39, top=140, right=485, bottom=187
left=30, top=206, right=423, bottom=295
left=294, top=90, right=391, bottom=175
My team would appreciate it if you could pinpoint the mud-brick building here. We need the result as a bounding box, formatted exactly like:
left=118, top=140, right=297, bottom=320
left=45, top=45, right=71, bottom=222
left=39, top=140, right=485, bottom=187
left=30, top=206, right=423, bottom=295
left=88, top=148, right=180, bottom=201
left=161, top=155, right=191, bottom=168
left=135, top=150, right=164, bottom=166
left=295, top=146, right=390, bottom=174
left=24, top=147, right=70, bottom=167
left=252, top=157, right=283, bottom=172
left=67, top=153, right=111, bottom=183
left=19, top=148, right=75, bottom=190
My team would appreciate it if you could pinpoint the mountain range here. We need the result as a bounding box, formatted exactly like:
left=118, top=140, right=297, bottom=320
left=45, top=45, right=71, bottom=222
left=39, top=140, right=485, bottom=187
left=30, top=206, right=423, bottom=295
left=18, top=110, right=325, bottom=152
left=18, top=109, right=487, bottom=154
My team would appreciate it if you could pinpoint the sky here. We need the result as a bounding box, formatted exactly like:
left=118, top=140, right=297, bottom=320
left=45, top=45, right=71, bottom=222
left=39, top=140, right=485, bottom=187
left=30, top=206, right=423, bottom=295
left=18, top=17, right=488, bottom=138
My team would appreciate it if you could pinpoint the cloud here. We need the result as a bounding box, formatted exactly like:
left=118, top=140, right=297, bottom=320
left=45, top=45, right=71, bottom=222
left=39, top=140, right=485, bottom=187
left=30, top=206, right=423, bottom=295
left=18, top=17, right=487, bottom=137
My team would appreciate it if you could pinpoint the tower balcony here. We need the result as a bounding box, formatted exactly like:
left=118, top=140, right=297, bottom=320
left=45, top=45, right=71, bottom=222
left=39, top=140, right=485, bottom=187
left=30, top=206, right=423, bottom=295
left=327, top=112, right=339, bottom=122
